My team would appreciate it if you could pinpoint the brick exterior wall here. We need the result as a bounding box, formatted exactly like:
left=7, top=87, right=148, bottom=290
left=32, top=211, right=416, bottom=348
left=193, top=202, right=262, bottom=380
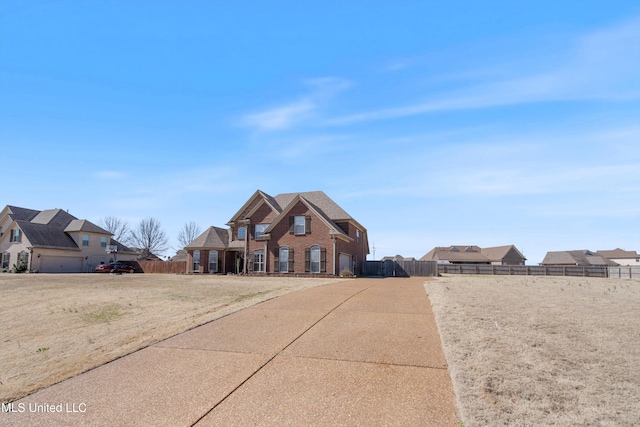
left=187, top=193, right=368, bottom=276
left=243, top=200, right=367, bottom=276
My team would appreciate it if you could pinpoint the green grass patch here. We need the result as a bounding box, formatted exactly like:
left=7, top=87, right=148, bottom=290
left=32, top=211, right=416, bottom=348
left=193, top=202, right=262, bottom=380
left=82, top=304, right=126, bottom=324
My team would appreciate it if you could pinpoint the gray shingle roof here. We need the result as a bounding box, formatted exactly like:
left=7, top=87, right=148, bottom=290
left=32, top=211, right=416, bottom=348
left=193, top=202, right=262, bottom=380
left=30, top=209, right=77, bottom=228
left=15, top=220, right=80, bottom=250
left=540, top=250, right=618, bottom=266
left=185, top=226, right=230, bottom=249
left=596, top=248, right=639, bottom=259
left=7, top=206, right=40, bottom=222
left=64, top=219, right=110, bottom=234
left=111, top=238, right=138, bottom=255
left=274, top=191, right=352, bottom=220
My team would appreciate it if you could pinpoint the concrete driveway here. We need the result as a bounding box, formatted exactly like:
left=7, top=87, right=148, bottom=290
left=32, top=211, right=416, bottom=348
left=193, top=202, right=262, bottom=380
left=2, top=277, right=459, bottom=426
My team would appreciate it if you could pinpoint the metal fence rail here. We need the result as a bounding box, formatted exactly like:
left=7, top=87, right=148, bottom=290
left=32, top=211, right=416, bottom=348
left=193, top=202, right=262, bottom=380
left=608, top=266, right=640, bottom=279
left=362, top=260, right=438, bottom=277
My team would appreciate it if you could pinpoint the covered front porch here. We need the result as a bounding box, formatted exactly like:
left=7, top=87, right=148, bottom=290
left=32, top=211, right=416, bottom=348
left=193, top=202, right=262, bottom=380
left=185, top=248, right=244, bottom=274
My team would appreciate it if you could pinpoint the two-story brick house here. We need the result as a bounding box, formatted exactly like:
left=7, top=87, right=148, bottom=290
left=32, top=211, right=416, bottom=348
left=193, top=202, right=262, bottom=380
left=0, top=205, right=137, bottom=273
left=185, top=190, right=369, bottom=276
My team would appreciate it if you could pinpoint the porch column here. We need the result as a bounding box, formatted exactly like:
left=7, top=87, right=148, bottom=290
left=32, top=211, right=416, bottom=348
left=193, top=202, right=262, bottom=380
left=186, top=251, right=193, bottom=275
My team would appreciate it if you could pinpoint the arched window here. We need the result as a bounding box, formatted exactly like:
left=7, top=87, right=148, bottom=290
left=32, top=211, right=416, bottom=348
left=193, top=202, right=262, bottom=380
left=2, top=252, right=10, bottom=269
left=209, top=251, right=218, bottom=273
left=279, top=247, right=289, bottom=273
left=310, top=246, right=321, bottom=273
left=193, top=250, right=200, bottom=272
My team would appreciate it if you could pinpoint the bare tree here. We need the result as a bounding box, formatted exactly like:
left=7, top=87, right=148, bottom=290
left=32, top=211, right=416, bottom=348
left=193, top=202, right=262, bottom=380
left=100, top=216, right=131, bottom=244
left=177, top=221, right=202, bottom=248
left=129, top=217, right=169, bottom=258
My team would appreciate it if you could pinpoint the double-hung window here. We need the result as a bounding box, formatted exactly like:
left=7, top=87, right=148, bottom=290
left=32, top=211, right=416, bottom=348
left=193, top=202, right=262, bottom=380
left=310, top=246, right=321, bottom=273
left=193, top=250, right=200, bottom=271
left=279, top=248, right=289, bottom=273
left=12, top=229, right=20, bottom=242
left=2, top=252, right=9, bottom=269
left=100, top=237, right=107, bottom=247
left=294, top=216, right=305, bottom=234
left=82, top=235, right=90, bottom=246
left=209, top=251, right=218, bottom=273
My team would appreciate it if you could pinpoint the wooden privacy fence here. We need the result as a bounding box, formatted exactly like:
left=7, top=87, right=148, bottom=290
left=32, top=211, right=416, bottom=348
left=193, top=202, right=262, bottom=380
left=437, top=264, right=609, bottom=277
left=363, top=260, right=438, bottom=277
left=362, top=261, right=639, bottom=279
left=136, top=260, right=186, bottom=274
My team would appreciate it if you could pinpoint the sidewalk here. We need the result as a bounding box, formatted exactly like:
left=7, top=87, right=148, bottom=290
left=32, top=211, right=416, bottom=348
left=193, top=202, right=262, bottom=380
left=2, top=277, right=459, bottom=426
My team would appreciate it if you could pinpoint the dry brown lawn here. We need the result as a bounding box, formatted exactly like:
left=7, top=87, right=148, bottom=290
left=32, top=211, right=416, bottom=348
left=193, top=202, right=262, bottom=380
left=426, top=275, right=640, bottom=427
left=0, top=273, right=346, bottom=403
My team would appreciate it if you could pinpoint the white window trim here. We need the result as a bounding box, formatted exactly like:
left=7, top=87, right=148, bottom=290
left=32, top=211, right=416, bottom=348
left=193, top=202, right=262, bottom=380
left=193, top=250, right=201, bottom=271
left=253, top=250, right=265, bottom=272
left=294, top=216, right=305, bottom=235
left=279, top=247, right=289, bottom=273
left=209, top=251, right=218, bottom=273
left=310, top=246, right=321, bottom=273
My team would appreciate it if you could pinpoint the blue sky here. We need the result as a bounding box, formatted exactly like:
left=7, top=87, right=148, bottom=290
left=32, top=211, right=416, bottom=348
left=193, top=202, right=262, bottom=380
left=1, top=1, right=639, bottom=264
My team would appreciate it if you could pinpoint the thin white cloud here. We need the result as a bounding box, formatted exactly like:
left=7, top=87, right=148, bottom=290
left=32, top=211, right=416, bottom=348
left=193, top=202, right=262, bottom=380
left=94, top=170, right=127, bottom=179
left=240, top=77, right=351, bottom=132
left=327, top=15, right=640, bottom=126
left=241, top=100, right=315, bottom=131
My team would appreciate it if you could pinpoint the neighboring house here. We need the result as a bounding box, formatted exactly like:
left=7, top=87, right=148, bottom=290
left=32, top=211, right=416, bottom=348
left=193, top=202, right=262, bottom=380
left=380, top=255, right=416, bottom=262
left=596, top=248, right=640, bottom=266
left=168, top=249, right=188, bottom=262
left=0, top=205, right=137, bottom=273
left=185, top=190, right=369, bottom=276
left=540, top=250, right=618, bottom=266
left=480, top=245, right=527, bottom=265
left=420, top=245, right=526, bottom=265
left=131, top=249, right=164, bottom=261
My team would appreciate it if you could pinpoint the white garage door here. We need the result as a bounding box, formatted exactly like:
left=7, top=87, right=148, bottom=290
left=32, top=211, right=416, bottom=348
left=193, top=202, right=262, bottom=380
left=40, top=256, right=84, bottom=273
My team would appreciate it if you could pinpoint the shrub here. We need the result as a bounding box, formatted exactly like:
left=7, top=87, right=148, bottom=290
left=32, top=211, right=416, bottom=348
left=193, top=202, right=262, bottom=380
left=11, top=260, right=28, bottom=273
left=339, top=269, right=354, bottom=278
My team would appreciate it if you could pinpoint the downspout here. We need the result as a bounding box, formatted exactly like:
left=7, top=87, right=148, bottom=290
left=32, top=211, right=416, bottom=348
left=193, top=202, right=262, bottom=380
left=264, top=240, right=268, bottom=274
left=332, top=236, right=337, bottom=276
left=244, top=225, right=248, bottom=274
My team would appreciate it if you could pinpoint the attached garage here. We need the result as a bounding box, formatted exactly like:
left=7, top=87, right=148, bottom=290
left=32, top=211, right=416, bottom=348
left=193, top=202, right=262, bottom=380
left=39, top=256, right=84, bottom=273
